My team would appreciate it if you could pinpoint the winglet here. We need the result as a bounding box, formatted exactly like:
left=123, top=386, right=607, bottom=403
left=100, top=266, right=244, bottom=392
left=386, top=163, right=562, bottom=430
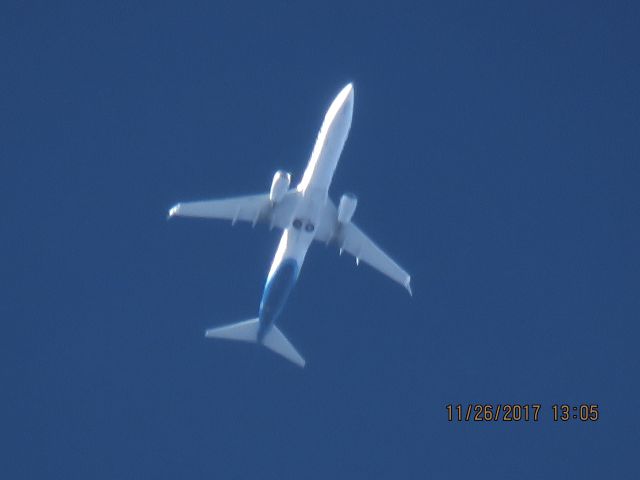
left=167, top=204, right=180, bottom=219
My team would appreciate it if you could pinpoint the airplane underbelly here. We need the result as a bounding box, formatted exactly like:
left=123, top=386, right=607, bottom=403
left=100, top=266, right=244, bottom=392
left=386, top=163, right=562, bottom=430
left=259, top=258, right=299, bottom=331
left=259, top=228, right=313, bottom=335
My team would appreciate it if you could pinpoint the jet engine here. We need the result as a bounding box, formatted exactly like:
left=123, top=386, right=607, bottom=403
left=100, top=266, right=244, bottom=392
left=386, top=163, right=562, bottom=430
left=269, top=170, right=291, bottom=203
left=338, top=193, right=358, bottom=224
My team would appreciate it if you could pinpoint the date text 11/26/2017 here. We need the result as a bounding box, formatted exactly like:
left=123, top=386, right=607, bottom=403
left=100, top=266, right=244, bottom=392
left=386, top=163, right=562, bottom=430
left=446, top=404, right=599, bottom=422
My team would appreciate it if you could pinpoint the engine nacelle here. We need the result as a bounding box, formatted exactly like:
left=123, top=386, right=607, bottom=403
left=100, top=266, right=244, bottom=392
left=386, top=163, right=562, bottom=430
left=269, top=170, right=291, bottom=203
left=338, top=193, right=358, bottom=224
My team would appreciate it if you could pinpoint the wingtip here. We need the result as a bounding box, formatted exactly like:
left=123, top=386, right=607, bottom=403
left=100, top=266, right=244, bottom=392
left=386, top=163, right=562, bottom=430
left=405, top=277, right=412, bottom=297
left=167, top=204, right=180, bottom=219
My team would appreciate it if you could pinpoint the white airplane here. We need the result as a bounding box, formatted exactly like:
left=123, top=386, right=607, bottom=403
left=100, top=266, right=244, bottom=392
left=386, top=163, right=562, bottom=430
left=168, top=83, right=411, bottom=367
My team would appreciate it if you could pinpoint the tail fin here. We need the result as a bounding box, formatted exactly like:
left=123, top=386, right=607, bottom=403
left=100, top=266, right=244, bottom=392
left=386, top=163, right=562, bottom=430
left=205, top=319, right=305, bottom=367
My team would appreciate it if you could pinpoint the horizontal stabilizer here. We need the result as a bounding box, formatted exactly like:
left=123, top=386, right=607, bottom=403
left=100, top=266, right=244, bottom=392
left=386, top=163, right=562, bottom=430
left=204, top=319, right=305, bottom=367
left=205, top=318, right=259, bottom=342
left=262, top=326, right=306, bottom=367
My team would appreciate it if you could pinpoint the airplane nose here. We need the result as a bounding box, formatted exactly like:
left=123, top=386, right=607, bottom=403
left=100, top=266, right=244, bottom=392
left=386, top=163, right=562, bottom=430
left=343, top=83, right=354, bottom=101
left=337, top=83, right=354, bottom=116
left=336, top=83, right=354, bottom=106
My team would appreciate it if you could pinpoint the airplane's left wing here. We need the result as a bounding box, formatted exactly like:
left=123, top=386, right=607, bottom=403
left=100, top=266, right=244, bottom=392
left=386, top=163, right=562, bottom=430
left=315, top=201, right=412, bottom=294
left=168, top=190, right=298, bottom=230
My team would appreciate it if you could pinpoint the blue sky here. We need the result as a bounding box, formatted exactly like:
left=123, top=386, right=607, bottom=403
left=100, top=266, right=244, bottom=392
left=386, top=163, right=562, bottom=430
left=2, top=1, right=639, bottom=478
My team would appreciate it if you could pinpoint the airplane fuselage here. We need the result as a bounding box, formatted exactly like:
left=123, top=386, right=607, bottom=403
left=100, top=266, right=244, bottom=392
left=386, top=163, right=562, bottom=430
left=257, top=84, right=355, bottom=342
left=171, top=82, right=410, bottom=366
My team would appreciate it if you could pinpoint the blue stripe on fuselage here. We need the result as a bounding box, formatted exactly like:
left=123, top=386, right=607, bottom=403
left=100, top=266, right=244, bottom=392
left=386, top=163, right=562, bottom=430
left=258, top=258, right=299, bottom=342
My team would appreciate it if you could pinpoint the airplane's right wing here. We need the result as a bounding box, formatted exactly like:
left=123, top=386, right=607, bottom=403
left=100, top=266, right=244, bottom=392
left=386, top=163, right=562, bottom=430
left=168, top=190, right=298, bottom=230
left=314, top=201, right=412, bottom=294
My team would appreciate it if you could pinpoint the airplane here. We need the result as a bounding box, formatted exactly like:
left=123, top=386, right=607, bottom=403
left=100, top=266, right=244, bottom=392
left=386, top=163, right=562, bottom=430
left=168, top=83, right=411, bottom=367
